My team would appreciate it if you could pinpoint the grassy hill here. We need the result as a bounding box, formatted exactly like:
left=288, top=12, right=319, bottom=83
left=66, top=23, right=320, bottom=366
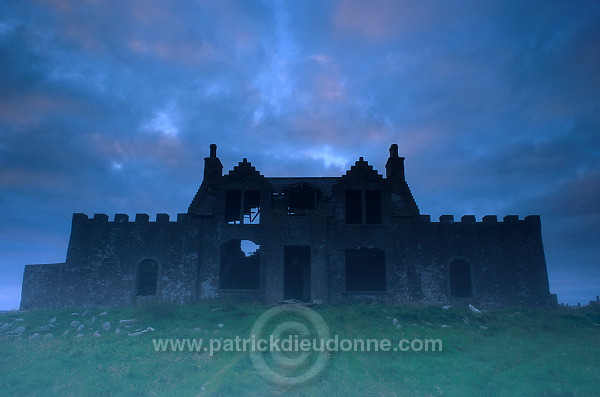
left=1, top=302, right=599, bottom=396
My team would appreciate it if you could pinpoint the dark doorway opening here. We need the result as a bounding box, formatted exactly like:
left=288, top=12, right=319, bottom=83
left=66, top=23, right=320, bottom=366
left=449, top=259, right=473, bottom=298
left=136, top=259, right=158, bottom=296
left=284, top=246, right=311, bottom=301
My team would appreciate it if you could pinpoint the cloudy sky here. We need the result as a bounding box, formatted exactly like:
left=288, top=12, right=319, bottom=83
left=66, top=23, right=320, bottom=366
left=1, top=0, right=599, bottom=309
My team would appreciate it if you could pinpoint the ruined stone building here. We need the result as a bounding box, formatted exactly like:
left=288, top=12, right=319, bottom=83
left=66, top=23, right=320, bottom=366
left=20, top=144, right=556, bottom=309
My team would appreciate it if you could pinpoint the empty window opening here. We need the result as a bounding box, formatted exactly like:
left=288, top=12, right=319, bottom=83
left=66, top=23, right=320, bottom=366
left=284, top=246, right=311, bottom=301
left=346, top=190, right=381, bottom=224
left=449, top=260, right=472, bottom=298
left=225, top=190, right=260, bottom=224
left=220, top=239, right=260, bottom=289
left=345, top=248, right=386, bottom=291
left=136, top=259, right=158, bottom=296
left=225, top=190, right=242, bottom=223
left=286, top=183, right=318, bottom=214
left=346, top=190, right=362, bottom=224
left=365, top=190, right=382, bottom=224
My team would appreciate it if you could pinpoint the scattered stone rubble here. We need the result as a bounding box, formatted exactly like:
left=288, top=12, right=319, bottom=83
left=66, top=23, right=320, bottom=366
left=0, top=310, right=158, bottom=340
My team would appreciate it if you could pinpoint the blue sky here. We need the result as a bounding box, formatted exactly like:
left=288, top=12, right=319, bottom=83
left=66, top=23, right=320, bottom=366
left=1, top=0, right=599, bottom=309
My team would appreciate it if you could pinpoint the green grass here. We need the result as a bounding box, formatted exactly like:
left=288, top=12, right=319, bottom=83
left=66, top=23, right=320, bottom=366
left=1, top=302, right=599, bottom=396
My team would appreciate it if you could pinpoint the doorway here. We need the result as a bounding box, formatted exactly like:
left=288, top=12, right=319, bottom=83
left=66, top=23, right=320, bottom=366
left=449, top=259, right=473, bottom=298
left=284, top=246, right=311, bottom=302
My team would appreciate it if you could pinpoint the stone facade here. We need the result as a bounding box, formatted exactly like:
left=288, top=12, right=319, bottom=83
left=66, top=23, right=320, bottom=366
left=20, top=144, right=556, bottom=309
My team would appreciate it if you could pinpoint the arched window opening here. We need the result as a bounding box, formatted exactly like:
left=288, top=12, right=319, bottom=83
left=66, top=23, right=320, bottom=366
left=137, top=259, right=158, bottom=296
left=449, top=259, right=472, bottom=298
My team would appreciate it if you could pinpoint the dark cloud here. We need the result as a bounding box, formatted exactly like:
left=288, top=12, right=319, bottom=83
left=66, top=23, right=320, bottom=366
left=0, top=0, right=599, bottom=308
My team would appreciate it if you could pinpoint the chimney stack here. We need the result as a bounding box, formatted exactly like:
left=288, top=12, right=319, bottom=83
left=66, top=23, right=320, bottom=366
left=385, top=143, right=405, bottom=181
left=203, top=143, right=222, bottom=184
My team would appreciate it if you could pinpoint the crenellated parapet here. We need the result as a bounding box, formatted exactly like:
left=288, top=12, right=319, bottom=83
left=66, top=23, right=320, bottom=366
left=65, top=212, right=198, bottom=269
left=72, top=212, right=190, bottom=224
left=21, top=143, right=555, bottom=309
left=414, top=214, right=542, bottom=225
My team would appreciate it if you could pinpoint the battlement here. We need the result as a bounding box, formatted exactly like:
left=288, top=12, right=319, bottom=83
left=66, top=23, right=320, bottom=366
left=22, top=144, right=554, bottom=310
left=417, top=214, right=541, bottom=225
left=72, top=213, right=190, bottom=224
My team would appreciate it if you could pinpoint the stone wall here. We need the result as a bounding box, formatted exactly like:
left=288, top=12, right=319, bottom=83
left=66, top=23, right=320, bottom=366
left=20, top=145, right=555, bottom=309
left=20, top=263, right=64, bottom=309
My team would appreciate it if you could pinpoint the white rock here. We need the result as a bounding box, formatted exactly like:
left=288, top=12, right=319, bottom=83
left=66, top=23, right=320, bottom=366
left=43, top=334, right=53, bottom=339
left=119, top=319, right=137, bottom=325
left=29, top=333, right=40, bottom=340
left=98, top=311, right=108, bottom=316
left=102, top=322, right=110, bottom=331
left=82, top=310, right=92, bottom=317
left=128, top=326, right=155, bottom=337
left=70, top=312, right=79, bottom=316
left=77, top=325, right=84, bottom=332
left=62, top=329, right=70, bottom=336
left=38, top=325, right=50, bottom=332
left=12, top=325, right=26, bottom=334
left=49, top=317, right=57, bottom=324
left=93, top=331, right=101, bottom=337
left=0, top=323, right=12, bottom=332
left=70, top=321, right=80, bottom=328
left=441, top=306, right=452, bottom=309
left=193, top=328, right=203, bottom=333
left=218, top=323, right=224, bottom=328
left=392, top=319, right=399, bottom=326
left=14, top=318, right=24, bottom=322
left=115, top=328, right=122, bottom=335
left=441, top=325, right=451, bottom=328
left=76, top=334, right=84, bottom=338
left=479, top=326, right=489, bottom=330
left=469, top=304, right=481, bottom=314
left=91, top=316, right=97, bottom=323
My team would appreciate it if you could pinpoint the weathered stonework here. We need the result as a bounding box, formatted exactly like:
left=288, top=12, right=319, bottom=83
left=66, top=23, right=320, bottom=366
left=20, top=144, right=556, bottom=309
